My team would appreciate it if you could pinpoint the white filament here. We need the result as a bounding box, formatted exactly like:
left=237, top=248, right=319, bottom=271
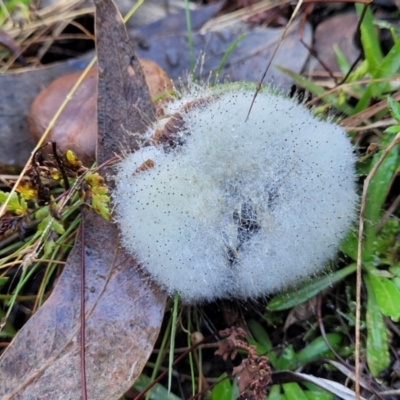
left=113, top=87, right=357, bottom=303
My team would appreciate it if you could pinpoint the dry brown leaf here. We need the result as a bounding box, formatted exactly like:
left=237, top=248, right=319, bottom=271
left=135, top=18, right=312, bottom=87
left=310, top=13, right=359, bottom=74
left=283, top=297, right=317, bottom=331
left=28, top=60, right=172, bottom=166
left=0, top=217, right=166, bottom=399
left=0, top=0, right=167, bottom=398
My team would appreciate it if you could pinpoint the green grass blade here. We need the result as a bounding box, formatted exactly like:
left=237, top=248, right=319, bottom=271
left=145, top=315, right=173, bottom=400
left=186, top=311, right=195, bottom=397
left=356, top=4, right=383, bottom=79
left=376, top=38, right=400, bottom=81
left=268, top=264, right=356, bottom=311
left=276, top=66, right=353, bottom=115
left=364, top=274, right=390, bottom=376
left=168, top=293, right=180, bottom=393
left=213, top=33, right=246, bottom=85
left=332, top=44, right=350, bottom=76
left=355, top=42, right=400, bottom=108
left=296, top=333, right=342, bottom=365
left=354, top=85, right=373, bottom=114
left=184, top=0, right=195, bottom=72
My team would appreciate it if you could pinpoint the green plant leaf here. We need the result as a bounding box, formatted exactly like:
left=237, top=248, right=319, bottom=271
left=304, top=391, right=334, bottom=400
left=276, top=345, right=297, bottom=370
left=384, top=125, right=400, bottom=134
left=353, top=7, right=400, bottom=112
left=276, top=67, right=353, bottom=115
left=0, top=277, right=9, bottom=286
left=387, top=97, right=400, bottom=123
left=378, top=39, right=400, bottom=82
left=0, top=307, right=16, bottom=338
left=302, top=383, right=334, bottom=400
left=268, top=264, right=356, bottom=311
left=52, top=219, right=65, bottom=236
left=267, top=385, right=284, bottom=400
left=247, top=320, right=273, bottom=352
left=133, top=374, right=181, bottom=400
left=37, top=215, right=65, bottom=236
left=0, top=191, right=28, bottom=215
left=84, top=172, right=111, bottom=220
left=212, top=373, right=232, bottom=400
left=356, top=4, right=383, bottom=79
left=297, top=333, right=342, bottom=365
left=91, top=193, right=111, bottom=220
left=34, top=205, right=49, bottom=220
left=363, top=131, right=399, bottom=258
left=44, top=237, right=56, bottom=257
left=340, top=230, right=358, bottom=261
left=231, top=377, right=240, bottom=400
left=354, top=86, right=373, bottom=113
left=247, top=319, right=280, bottom=367
left=368, top=272, right=400, bottom=320
left=168, top=292, right=180, bottom=393
left=282, top=382, right=308, bottom=400
left=345, top=59, right=369, bottom=85
left=332, top=44, right=350, bottom=75
left=184, top=0, right=194, bottom=72
left=364, top=274, right=390, bottom=376
left=214, top=33, right=246, bottom=85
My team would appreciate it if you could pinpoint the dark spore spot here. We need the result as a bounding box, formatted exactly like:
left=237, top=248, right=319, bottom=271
left=226, top=200, right=261, bottom=266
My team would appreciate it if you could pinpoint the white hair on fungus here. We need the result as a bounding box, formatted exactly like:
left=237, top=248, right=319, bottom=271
left=113, top=86, right=357, bottom=303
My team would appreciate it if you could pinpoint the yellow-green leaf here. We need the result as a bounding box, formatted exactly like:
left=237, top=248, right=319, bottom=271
left=66, top=150, right=82, bottom=168
left=92, top=194, right=111, bottom=220
left=15, top=181, right=38, bottom=200
left=0, top=192, right=28, bottom=215
left=52, top=219, right=65, bottom=235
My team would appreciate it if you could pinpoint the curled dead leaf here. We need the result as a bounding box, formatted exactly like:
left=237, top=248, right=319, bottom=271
left=0, top=0, right=168, bottom=397
left=27, top=59, right=173, bottom=166
left=216, top=327, right=271, bottom=400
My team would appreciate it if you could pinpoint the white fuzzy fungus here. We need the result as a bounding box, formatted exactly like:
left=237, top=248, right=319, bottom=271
left=113, top=86, right=357, bottom=303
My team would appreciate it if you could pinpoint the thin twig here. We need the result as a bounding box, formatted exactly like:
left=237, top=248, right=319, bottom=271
left=246, top=0, right=304, bottom=121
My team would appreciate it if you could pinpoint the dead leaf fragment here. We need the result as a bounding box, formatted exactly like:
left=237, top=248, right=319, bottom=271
left=283, top=297, right=317, bottom=331
left=216, top=327, right=272, bottom=400
left=0, top=0, right=167, bottom=398
left=0, top=214, right=167, bottom=400
left=27, top=59, right=172, bottom=166
left=311, top=13, right=359, bottom=74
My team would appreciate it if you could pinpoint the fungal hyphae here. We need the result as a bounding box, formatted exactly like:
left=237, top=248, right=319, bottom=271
left=113, top=85, right=357, bottom=303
